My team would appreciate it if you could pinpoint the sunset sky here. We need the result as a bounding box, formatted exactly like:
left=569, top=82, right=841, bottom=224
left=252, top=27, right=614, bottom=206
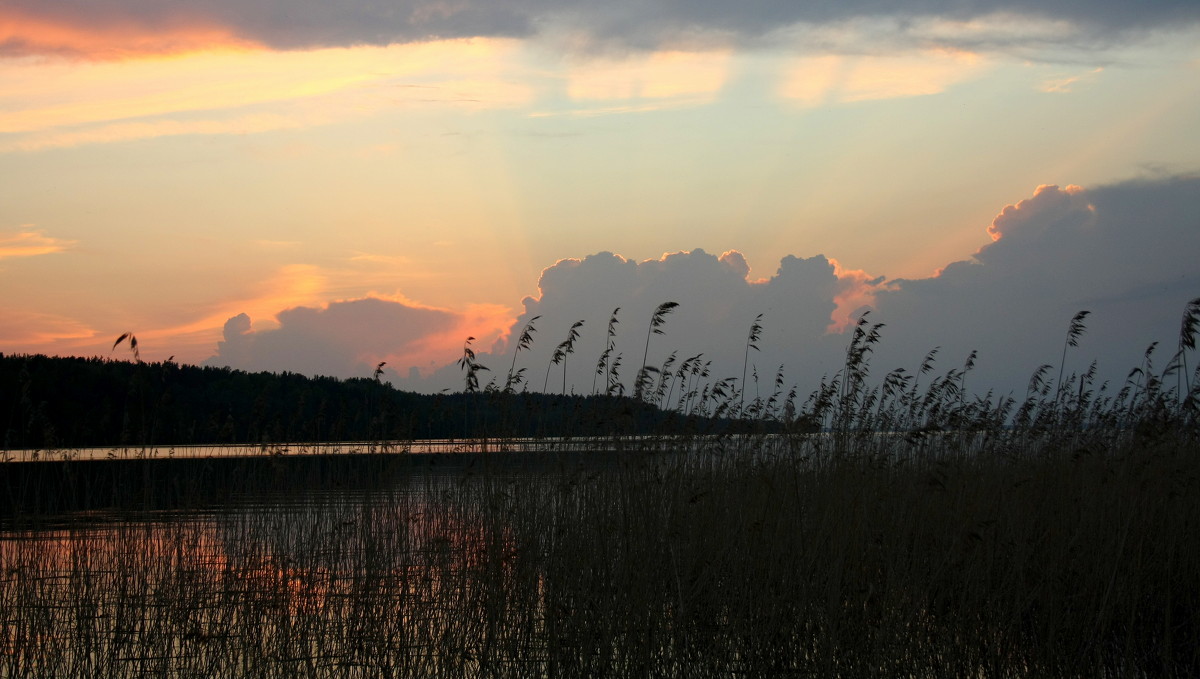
left=3, top=0, right=1199, bottom=396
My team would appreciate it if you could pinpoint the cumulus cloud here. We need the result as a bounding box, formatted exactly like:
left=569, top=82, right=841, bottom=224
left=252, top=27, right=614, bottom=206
left=201, top=175, right=1198, bottom=403
left=869, top=174, right=1200, bottom=397
left=419, top=248, right=881, bottom=396
left=422, top=174, right=1199, bottom=401
left=206, top=297, right=462, bottom=379
left=4, top=0, right=1196, bottom=59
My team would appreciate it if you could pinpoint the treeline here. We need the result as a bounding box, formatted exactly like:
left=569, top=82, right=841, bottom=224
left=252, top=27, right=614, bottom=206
left=0, top=353, right=773, bottom=450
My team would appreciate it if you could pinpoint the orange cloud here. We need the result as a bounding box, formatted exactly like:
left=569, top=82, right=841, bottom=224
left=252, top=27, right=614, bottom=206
left=136, top=253, right=513, bottom=369
left=202, top=294, right=515, bottom=381
left=0, top=9, right=258, bottom=60
left=3, top=114, right=307, bottom=152
left=0, top=39, right=533, bottom=151
left=827, top=257, right=886, bottom=332
left=1039, top=67, right=1103, bottom=93
left=781, top=49, right=986, bottom=106
left=156, top=264, right=329, bottom=339
left=402, top=302, right=514, bottom=377
left=92, top=263, right=333, bottom=367
left=0, top=229, right=76, bottom=259
left=986, top=183, right=1087, bottom=242
left=0, top=309, right=95, bottom=346
left=0, top=50, right=373, bottom=136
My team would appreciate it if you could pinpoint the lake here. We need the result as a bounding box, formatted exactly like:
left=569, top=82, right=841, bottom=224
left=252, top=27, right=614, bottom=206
left=2, top=437, right=1195, bottom=677
left=1, top=470, right=550, bottom=677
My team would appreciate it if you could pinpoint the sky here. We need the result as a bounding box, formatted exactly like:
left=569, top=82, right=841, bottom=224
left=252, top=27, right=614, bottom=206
left=2, top=0, right=1199, bottom=399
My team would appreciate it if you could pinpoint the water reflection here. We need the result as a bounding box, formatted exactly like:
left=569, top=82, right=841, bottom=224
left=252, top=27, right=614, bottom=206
left=2, top=433, right=806, bottom=462
left=3, top=446, right=1182, bottom=678
left=0, top=473, right=533, bottom=678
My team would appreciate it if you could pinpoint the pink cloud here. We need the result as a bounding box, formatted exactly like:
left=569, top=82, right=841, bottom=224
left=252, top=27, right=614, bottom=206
left=207, top=297, right=465, bottom=379
left=985, top=183, right=1089, bottom=243
left=827, top=258, right=887, bottom=332
left=1, top=9, right=259, bottom=59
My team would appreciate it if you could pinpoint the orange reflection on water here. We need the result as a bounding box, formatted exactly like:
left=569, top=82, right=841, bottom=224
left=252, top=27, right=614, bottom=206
left=0, top=482, right=521, bottom=671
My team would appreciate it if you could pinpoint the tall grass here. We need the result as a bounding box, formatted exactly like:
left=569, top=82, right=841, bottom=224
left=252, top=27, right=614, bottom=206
left=3, top=433, right=1197, bottom=677
left=544, top=320, right=584, bottom=395
left=634, top=302, right=679, bottom=401
left=2, top=301, right=1199, bottom=677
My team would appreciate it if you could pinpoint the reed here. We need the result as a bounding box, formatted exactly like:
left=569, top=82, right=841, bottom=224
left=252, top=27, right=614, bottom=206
left=2, top=302, right=1199, bottom=677
left=3, top=431, right=1197, bottom=678
left=457, top=337, right=488, bottom=394
left=634, top=302, right=679, bottom=401
left=740, top=314, right=763, bottom=413
left=544, top=320, right=584, bottom=395
left=594, top=308, right=620, bottom=397
left=505, top=316, right=541, bottom=394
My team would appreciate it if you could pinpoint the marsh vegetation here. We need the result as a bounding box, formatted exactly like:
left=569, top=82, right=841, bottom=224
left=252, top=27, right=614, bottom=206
left=2, top=300, right=1199, bottom=677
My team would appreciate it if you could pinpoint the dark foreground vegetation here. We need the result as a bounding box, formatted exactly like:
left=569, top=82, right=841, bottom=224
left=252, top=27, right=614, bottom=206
left=1, top=431, right=1198, bottom=678
left=1, top=300, right=1199, bottom=677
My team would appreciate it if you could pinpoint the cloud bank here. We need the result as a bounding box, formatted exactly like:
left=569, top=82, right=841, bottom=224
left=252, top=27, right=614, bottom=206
left=203, top=174, right=1199, bottom=401
left=420, top=174, right=1199, bottom=399
left=5, top=0, right=1198, bottom=59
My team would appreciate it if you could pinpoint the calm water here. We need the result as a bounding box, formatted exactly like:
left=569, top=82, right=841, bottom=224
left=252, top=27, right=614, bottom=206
left=0, top=471, right=541, bottom=678
left=3, top=430, right=994, bottom=472
left=3, top=437, right=1166, bottom=677
left=1, top=433, right=820, bottom=463
left=4, top=437, right=586, bottom=462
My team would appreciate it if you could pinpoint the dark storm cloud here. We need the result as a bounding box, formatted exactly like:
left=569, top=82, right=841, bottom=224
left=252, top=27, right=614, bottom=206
left=6, top=0, right=1198, bottom=58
